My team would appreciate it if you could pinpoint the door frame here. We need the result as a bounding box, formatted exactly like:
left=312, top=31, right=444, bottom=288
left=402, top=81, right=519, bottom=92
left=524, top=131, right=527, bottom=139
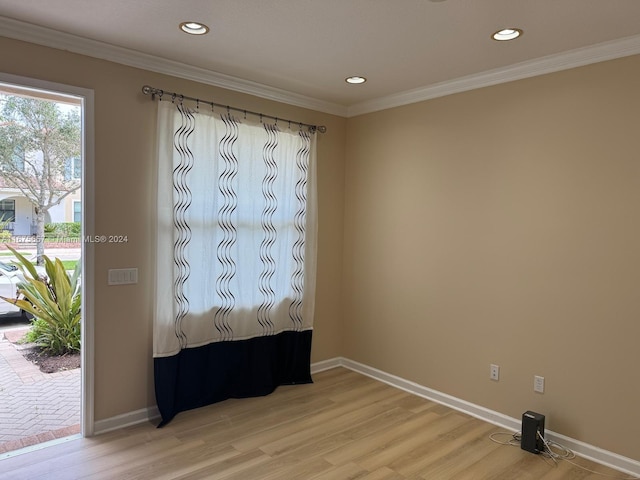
left=0, top=71, right=95, bottom=437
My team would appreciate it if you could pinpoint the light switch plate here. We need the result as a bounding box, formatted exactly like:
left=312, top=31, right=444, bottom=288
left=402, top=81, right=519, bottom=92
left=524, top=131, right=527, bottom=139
left=108, top=268, right=138, bottom=285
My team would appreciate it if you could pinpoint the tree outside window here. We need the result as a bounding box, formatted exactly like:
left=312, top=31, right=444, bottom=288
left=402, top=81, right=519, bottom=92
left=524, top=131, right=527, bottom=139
left=0, top=93, right=81, bottom=264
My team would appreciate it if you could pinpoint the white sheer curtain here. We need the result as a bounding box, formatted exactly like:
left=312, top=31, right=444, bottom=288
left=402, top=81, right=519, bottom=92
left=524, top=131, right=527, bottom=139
left=153, top=100, right=317, bottom=424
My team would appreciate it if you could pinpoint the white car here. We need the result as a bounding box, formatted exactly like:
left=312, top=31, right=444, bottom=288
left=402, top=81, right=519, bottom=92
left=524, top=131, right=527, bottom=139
left=0, top=261, right=46, bottom=315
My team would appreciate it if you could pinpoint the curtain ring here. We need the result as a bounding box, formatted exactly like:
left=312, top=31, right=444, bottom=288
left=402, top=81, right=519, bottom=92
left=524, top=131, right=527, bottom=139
left=196, top=99, right=199, bottom=111
left=171, top=93, right=176, bottom=103
left=158, top=90, right=164, bottom=101
left=243, top=110, right=247, bottom=120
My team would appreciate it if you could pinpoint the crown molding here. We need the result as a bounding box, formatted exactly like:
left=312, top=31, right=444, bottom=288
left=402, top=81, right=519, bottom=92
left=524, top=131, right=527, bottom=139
left=347, top=33, right=640, bottom=117
left=0, top=16, right=348, bottom=117
left=2, top=16, right=640, bottom=120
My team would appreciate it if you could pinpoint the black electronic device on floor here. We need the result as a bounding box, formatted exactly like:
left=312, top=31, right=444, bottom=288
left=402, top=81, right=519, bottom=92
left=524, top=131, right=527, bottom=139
left=521, top=411, right=545, bottom=454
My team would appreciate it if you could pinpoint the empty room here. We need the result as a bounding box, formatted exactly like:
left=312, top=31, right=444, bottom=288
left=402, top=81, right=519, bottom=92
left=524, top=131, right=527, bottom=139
left=0, top=1, right=639, bottom=479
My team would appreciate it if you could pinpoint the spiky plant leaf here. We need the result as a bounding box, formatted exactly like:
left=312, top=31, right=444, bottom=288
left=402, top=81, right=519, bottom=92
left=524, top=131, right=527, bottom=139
left=1, top=247, right=81, bottom=354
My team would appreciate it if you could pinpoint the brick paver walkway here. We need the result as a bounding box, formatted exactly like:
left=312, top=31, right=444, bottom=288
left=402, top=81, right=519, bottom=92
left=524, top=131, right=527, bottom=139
left=0, top=329, right=80, bottom=453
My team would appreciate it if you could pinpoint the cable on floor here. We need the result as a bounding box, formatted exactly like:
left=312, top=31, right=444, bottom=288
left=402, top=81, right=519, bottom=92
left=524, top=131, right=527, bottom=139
left=488, top=431, right=639, bottom=480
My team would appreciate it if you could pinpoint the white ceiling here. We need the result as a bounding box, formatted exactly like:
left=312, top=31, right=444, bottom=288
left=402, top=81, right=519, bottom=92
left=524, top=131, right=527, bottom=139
left=1, top=0, right=640, bottom=116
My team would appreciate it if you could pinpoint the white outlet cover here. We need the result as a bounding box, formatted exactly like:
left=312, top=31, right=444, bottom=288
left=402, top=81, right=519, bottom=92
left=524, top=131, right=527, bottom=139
left=534, top=375, right=545, bottom=393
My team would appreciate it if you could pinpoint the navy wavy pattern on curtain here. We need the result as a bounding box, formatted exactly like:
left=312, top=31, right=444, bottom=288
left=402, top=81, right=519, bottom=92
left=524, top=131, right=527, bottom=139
left=213, top=114, right=239, bottom=342
left=258, top=123, right=278, bottom=335
left=290, top=130, right=310, bottom=329
left=172, top=104, right=194, bottom=350
left=154, top=104, right=314, bottom=426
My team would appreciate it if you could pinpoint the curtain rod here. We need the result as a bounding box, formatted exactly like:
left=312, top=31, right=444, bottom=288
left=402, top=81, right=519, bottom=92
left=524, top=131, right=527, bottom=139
left=141, top=85, right=327, bottom=134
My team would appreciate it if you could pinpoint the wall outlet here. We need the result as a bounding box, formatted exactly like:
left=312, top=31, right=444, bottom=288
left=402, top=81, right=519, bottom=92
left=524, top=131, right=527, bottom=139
left=534, top=375, right=545, bottom=393
left=490, top=364, right=500, bottom=381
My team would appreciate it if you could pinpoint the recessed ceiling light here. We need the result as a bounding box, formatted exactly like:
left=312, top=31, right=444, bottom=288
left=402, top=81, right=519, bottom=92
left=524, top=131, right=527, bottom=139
left=345, top=76, right=367, bottom=84
left=491, top=28, right=523, bottom=41
left=179, top=21, right=210, bottom=35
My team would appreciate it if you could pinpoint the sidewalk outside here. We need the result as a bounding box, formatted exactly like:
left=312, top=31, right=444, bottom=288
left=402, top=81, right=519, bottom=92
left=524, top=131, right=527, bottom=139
left=0, top=244, right=81, bottom=453
left=0, top=327, right=80, bottom=454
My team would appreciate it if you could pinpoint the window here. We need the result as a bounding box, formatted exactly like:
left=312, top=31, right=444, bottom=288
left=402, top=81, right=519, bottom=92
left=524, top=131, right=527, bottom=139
left=73, top=201, right=81, bottom=223
left=64, top=157, right=81, bottom=180
left=0, top=199, right=15, bottom=223
left=155, top=104, right=316, bottom=324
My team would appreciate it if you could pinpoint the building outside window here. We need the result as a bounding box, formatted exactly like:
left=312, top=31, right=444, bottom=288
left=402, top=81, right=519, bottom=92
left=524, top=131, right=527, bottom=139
left=65, top=156, right=81, bottom=180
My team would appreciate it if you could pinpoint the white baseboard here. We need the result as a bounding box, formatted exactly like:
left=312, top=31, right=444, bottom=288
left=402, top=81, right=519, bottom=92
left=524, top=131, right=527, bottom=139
left=94, top=406, right=160, bottom=435
left=92, top=359, right=340, bottom=435
left=331, top=357, right=640, bottom=478
left=93, top=358, right=342, bottom=435
left=311, top=357, right=342, bottom=374
left=90, top=357, right=639, bottom=477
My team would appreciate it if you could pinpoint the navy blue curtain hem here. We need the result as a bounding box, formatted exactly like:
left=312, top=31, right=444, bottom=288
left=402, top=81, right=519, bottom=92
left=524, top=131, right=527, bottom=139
left=154, top=330, right=313, bottom=426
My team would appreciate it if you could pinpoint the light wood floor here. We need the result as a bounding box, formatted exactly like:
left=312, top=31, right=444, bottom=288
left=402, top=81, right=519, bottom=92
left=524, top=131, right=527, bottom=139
left=0, top=367, right=631, bottom=480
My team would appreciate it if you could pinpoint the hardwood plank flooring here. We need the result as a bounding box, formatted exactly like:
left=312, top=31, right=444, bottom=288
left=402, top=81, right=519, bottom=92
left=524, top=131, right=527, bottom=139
left=0, top=368, right=632, bottom=480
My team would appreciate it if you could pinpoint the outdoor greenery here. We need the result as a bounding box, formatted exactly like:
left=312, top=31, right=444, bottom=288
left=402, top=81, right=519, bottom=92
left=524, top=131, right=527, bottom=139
left=58, top=259, right=79, bottom=271
left=0, top=250, right=77, bottom=269
left=22, top=318, right=50, bottom=344
left=0, top=246, right=81, bottom=355
left=44, top=222, right=81, bottom=240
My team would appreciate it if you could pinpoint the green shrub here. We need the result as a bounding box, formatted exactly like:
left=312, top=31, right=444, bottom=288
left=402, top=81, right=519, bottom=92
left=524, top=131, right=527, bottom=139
left=1, top=247, right=81, bottom=354
left=23, top=318, right=49, bottom=343
left=0, top=214, right=12, bottom=243
left=59, top=222, right=81, bottom=236
left=33, top=313, right=81, bottom=354
left=44, top=222, right=80, bottom=240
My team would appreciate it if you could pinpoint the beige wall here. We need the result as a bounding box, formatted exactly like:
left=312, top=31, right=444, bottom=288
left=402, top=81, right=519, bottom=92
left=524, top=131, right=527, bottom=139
left=63, top=191, right=81, bottom=223
left=0, top=36, right=345, bottom=421
left=2, top=33, right=639, bottom=463
left=344, top=55, right=640, bottom=460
